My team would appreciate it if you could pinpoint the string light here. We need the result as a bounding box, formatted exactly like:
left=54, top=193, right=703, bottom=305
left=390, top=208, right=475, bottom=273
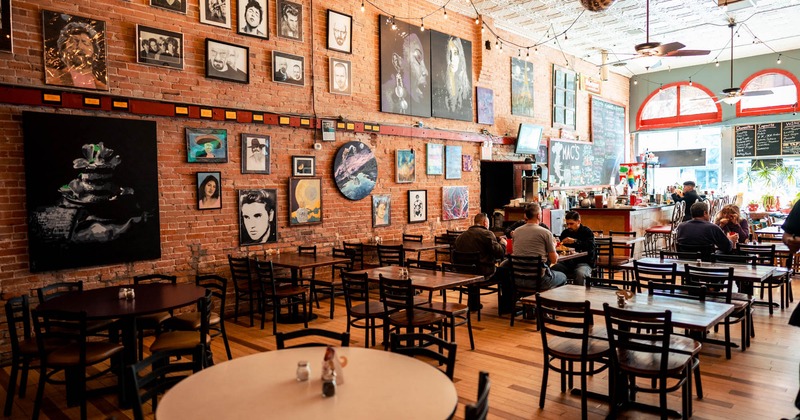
left=481, top=24, right=485, bottom=34
left=360, top=0, right=364, bottom=12
left=526, top=48, right=530, bottom=57
left=420, top=18, right=424, bottom=31
left=659, top=84, right=663, bottom=92
left=715, top=60, right=720, bottom=67
left=475, top=17, right=480, bottom=25
left=689, top=77, right=693, bottom=86
left=777, top=54, right=783, bottom=64
left=518, top=49, right=521, bottom=57
left=391, top=16, right=397, bottom=31
left=443, top=8, right=448, bottom=19
left=495, top=40, right=499, bottom=47
left=633, top=78, right=638, bottom=85
left=499, top=42, right=503, bottom=52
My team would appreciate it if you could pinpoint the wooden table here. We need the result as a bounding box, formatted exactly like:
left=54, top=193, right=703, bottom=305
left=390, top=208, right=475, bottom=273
left=361, top=240, right=450, bottom=253
left=755, top=225, right=784, bottom=236
left=555, top=251, right=588, bottom=263
left=351, top=266, right=483, bottom=302
left=269, top=253, right=350, bottom=323
left=619, top=257, right=778, bottom=284
left=156, top=347, right=458, bottom=420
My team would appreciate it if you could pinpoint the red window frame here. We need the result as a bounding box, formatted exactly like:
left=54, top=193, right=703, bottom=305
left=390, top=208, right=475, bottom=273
left=736, top=68, right=800, bottom=117
left=636, top=81, right=722, bottom=131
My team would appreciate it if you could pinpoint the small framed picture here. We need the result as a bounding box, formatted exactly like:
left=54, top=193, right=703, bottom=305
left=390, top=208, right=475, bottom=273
left=329, top=57, right=351, bottom=95
left=238, top=189, right=278, bottom=245
left=427, top=143, right=444, bottom=175
left=408, top=190, right=427, bottom=223
left=42, top=10, right=108, bottom=91
left=445, top=145, right=462, bottom=180
left=372, top=194, right=391, bottom=227
left=276, top=0, right=302, bottom=41
left=327, top=9, right=352, bottom=53
left=136, top=25, right=183, bottom=70
left=289, top=178, right=322, bottom=225
left=463, top=154, right=474, bottom=172
left=292, top=156, right=315, bottom=177
left=200, top=0, right=231, bottom=28
left=151, top=0, right=187, bottom=14
left=238, top=0, right=268, bottom=39
left=241, top=133, right=270, bottom=174
left=186, top=127, right=228, bottom=163
left=476, top=86, right=494, bottom=125
left=1, top=0, right=13, bottom=53
left=197, top=172, right=222, bottom=210
left=396, top=149, right=415, bottom=183
left=321, top=119, right=336, bottom=142
left=273, top=50, right=304, bottom=86
left=206, top=39, right=248, bottom=84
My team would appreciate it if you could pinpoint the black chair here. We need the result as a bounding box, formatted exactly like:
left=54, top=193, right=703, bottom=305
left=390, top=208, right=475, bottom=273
left=341, top=270, right=388, bottom=348
left=228, top=254, right=258, bottom=327
left=593, top=237, right=613, bottom=278
left=414, top=266, right=475, bottom=350
left=585, top=276, right=634, bottom=290
left=4, top=295, right=45, bottom=417
left=389, top=332, right=457, bottom=380
left=128, top=345, right=205, bottom=420
left=36, top=281, right=117, bottom=337
left=149, top=291, right=214, bottom=368
left=633, top=260, right=678, bottom=292
left=737, top=243, right=785, bottom=314
left=406, top=258, right=440, bottom=271
left=508, top=255, right=544, bottom=327
left=447, top=229, right=465, bottom=236
left=311, top=247, right=354, bottom=319
left=275, top=328, right=350, bottom=349
left=659, top=249, right=703, bottom=261
left=675, top=243, right=716, bottom=262
left=133, top=274, right=177, bottom=360
left=253, top=258, right=309, bottom=334
left=379, top=274, right=445, bottom=348
left=464, top=371, right=490, bottom=420
left=403, top=233, right=424, bottom=261
left=297, top=245, right=318, bottom=291
left=434, top=235, right=453, bottom=263
left=377, top=244, right=405, bottom=267
left=343, top=241, right=366, bottom=270
left=452, top=250, right=499, bottom=321
left=606, top=231, right=638, bottom=280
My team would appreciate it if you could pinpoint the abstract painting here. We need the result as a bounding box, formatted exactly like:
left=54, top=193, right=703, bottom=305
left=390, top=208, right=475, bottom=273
left=442, top=186, right=468, bottom=221
left=511, top=57, right=535, bottom=117
left=430, top=30, right=473, bottom=122
left=396, top=149, right=415, bottom=183
left=333, top=141, right=377, bottom=201
left=372, top=194, right=391, bottom=227
left=427, top=143, right=443, bottom=175
left=408, top=189, right=427, bottom=223
left=379, top=15, right=431, bottom=118
left=476, top=86, right=494, bottom=124
left=462, top=155, right=473, bottom=172
left=238, top=189, right=277, bottom=245
left=289, top=178, right=322, bottom=225
left=445, top=145, right=462, bottom=180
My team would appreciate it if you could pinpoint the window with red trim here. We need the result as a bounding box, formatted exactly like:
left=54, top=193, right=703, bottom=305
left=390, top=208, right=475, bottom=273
left=737, top=69, right=800, bottom=117
left=636, top=82, right=722, bottom=130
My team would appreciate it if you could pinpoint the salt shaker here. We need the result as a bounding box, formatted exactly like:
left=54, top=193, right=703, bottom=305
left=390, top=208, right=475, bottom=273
left=696, top=258, right=702, bottom=267
left=118, top=288, right=127, bottom=299
left=296, top=361, right=310, bottom=381
left=321, top=371, right=337, bottom=397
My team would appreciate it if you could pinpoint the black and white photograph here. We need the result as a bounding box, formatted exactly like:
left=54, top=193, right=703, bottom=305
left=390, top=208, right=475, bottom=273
left=1, top=0, right=13, bottom=53
left=327, top=9, right=351, bottom=53
left=272, top=50, right=304, bottom=86
left=329, top=57, right=351, bottom=95
left=238, top=0, right=268, bottom=39
left=200, top=0, right=230, bottom=28
left=150, top=0, right=187, bottom=14
left=276, top=0, right=302, bottom=41
left=197, top=172, right=222, bottom=210
left=238, top=189, right=277, bottom=245
left=379, top=15, right=431, bottom=118
left=205, top=39, right=248, bottom=84
left=42, top=10, right=108, bottom=91
left=292, top=156, right=315, bottom=176
left=136, top=25, right=183, bottom=70
left=431, top=30, right=473, bottom=122
left=241, top=133, right=270, bottom=174
left=408, top=189, right=427, bottom=223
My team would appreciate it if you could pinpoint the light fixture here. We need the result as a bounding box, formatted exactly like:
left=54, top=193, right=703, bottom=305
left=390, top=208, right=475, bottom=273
left=633, top=78, right=638, bottom=85
left=360, top=0, right=364, bottom=12
left=475, top=17, right=480, bottom=25
left=518, top=49, right=521, bottom=57
left=420, top=18, right=425, bottom=31
left=391, top=16, right=397, bottom=31
left=526, top=47, right=530, bottom=57
left=715, top=60, right=720, bottom=67
left=495, top=40, right=499, bottom=47
left=499, top=42, right=503, bottom=51
left=481, top=24, right=485, bottom=34
left=689, top=77, right=693, bottom=86
left=659, top=84, right=663, bottom=92
left=777, top=54, right=783, bottom=64
left=443, top=8, right=448, bottom=19
left=564, top=33, right=568, bottom=41
left=721, top=95, right=742, bottom=105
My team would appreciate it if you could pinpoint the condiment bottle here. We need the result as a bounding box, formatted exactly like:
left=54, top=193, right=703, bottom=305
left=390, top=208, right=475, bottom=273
left=296, top=361, right=310, bottom=381
left=321, top=371, right=337, bottom=397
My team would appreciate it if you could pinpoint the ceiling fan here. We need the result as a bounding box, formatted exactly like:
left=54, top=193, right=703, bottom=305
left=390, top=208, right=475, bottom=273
left=717, top=20, right=773, bottom=104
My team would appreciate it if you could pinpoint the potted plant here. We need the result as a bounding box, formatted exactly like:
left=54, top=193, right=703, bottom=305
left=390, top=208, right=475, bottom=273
left=747, top=200, right=760, bottom=212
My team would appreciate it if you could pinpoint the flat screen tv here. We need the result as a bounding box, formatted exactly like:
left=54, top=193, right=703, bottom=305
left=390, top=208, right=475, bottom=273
left=515, top=123, right=543, bottom=155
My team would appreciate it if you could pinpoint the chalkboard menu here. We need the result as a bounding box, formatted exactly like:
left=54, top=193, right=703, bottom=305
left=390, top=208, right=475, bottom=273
left=735, top=121, right=800, bottom=157
left=756, top=123, right=781, bottom=156
left=783, top=121, right=800, bottom=155
left=734, top=125, right=755, bottom=157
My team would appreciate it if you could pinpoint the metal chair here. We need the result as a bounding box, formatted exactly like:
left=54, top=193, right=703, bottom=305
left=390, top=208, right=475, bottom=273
left=379, top=274, right=445, bottom=348
left=377, top=244, right=405, bottom=267
left=633, top=260, right=678, bottom=293
left=311, top=247, right=354, bottom=319
left=128, top=345, right=204, bottom=420
left=389, top=332, right=457, bottom=380
left=276, top=328, right=350, bottom=349
left=508, top=255, right=544, bottom=327
left=464, top=371, right=490, bottom=420
left=253, top=258, right=309, bottom=334
left=228, top=254, right=258, bottom=327
left=133, top=274, right=177, bottom=360
left=341, top=270, right=388, bottom=348
left=343, top=241, right=366, bottom=270
left=149, top=291, right=214, bottom=368
left=402, top=233, right=424, bottom=261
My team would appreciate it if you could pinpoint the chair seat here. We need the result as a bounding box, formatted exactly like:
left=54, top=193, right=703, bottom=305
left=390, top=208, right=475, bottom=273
left=646, top=225, right=673, bottom=234
left=150, top=331, right=211, bottom=353
left=350, top=301, right=388, bottom=318
left=46, top=342, right=124, bottom=367
left=388, top=309, right=446, bottom=327
left=137, top=312, right=171, bottom=329
left=616, top=349, right=692, bottom=376
left=596, top=256, right=632, bottom=266
left=19, top=337, right=70, bottom=356
left=548, top=336, right=610, bottom=359
left=162, top=312, right=221, bottom=331
left=418, top=301, right=469, bottom=315
left=272, top=285, right=308, bottom=298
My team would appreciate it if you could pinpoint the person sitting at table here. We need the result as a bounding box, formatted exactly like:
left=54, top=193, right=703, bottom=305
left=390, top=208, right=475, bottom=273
left=676, top=201, right=734, bottom=255
left=503, top=205, right=549, bottom=239
left=510, top=203, right=567, bottom=291
left=670, top=180, right=702, bottom=222
left=551, top=210, right=595, bottom=286
left=714, top=204, right=750, bottom=243
left=453, top=212, right=507, bottom=311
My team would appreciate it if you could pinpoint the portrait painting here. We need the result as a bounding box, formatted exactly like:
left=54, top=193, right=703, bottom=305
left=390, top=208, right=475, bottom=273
left=200, top=0, right=230, bottom=28
left=205, top=39, right=248, bottom=84
left=476, top=86, right=494, bottom=125
left=327, top=9, right=351, bottom=53
left=333, top=141, right=377, bottom=201
left=42, top=10, right=108, bottom=91
left=238, top=0, right=268, bottom=39
left=276, top=0, right=302, bottom=41
left=22, top=112, right=161, bottom=272
left=238, top=189, right=277, bottom=245
left=396, top=149, right=415, bottom=183
left=292, top=156, right=315, bottom=177
left=136, top=25, right=183, bottom=70
left=241, top=133, right=270, bottom=174
left=186, top=127, right=228, bottom=163
left=151, top=0, right=187, bottom=14
left=1, top=0, right=12, bottom=53
left=511, top=57, right=535, bottom=117
left=462, top=154, right=473, bottom=172
left=372, top=195, right=391, bottom=228
left=379, top=15, right=431, bottom=118
left=273, top=50, right=304, bottom=86
left=408, top=189, right=427, bottom=223
left=329, top=57, right=351, bottom=95
left=445, top=145, right=462, bottom=180
left=289, top=178, right=322, bottom=225
left=442, top=186, right=469, bottom=221
left=197, top=172, right=222, bottom=210
left=427, top=143, right=443, bottom=175
left=430, top=30, right=473, bottom=122
left=321, top=119, right=335, bottom=141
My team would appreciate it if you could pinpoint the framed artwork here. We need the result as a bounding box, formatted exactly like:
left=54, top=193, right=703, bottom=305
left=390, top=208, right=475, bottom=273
left=200, top=0, right=231, bottom=28
left=42, top=10, right=108, bottom=91
left=186, top=128, right=228, bottom=163
left=379, top=15, right=431, bottom=118
left=445, top=145, right=462, bottom=180
left=136, top=25, right=183, bottom=70
left=150, top=0, right=187, bottom=13
left=273, top=50, right=304, bottom=86
left=238, top=189, right=277, bottom=245
left=241, top=133, right=270, bottom=174
left=327, top=9, right=352, bottom=53
left=1, top=0, right=12, bottom=53
left=197, top=172, right=222, bottom=210
left=329, top=57, right=351, bottom=95
left=238, top=0, right=268, bottom=39
left=289, top=178, right=322, bottom=225
left=333, top=141, right=377, bottom=201
left=22, top=112, right=161, bottom=272
left=427, top=143, right=443, bottom=175
left=292, top=156, right=315, bottom=177
left=321, top=119, right=336, bottom=141
left=462, top=155, right=473, bottom=172
left=396, top=149, right=415, bottom=183
left=276, top=0, right=302, bottom=41
left=408, top=190, right=427, bottom=223
left=511, top=57, right=535, bottom=117
left=430, top=30, right=473, bottom=122
left=205, top=39, right=248, bottom=84
left=442, top=186, right=469, bottom=221
left=372, top=194, right=391, bottom=227
left=476, top=86, right=494, bottom=125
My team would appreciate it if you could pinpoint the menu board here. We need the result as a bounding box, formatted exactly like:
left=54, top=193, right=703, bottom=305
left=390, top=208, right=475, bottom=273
left=734, top=125, right=755, bottom=157
left=782, top=121, right=800, bottom=155
left=549, top=139, right=620, bottom=188
left=756, top=123, right=781, bottom=156
left=735, top=121, right=800, bottom=157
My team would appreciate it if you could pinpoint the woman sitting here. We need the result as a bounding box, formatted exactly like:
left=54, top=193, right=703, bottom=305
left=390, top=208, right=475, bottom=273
left=715, top=204, right=749, bottom=243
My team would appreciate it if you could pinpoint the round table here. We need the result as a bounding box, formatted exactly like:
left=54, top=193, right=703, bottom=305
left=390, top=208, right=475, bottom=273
left=156, top=347, right=458, bottom=419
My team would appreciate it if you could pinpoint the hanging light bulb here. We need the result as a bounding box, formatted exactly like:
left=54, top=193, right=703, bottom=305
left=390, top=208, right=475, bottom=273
left=499, top=42, right=503, bottom=52
left=633, top=78, right=638, bottom=85
left=518, top=49, right=521, bottom=57
left=475, top=17, right=480, bottom=25
left=495, top=40, right=499, bottom=47
left=564, top=33, right=568, bottom=41
left=715, top=60, right=720, bottom=67
left=689, top=77, right=693, bottom=86
left=360, top=0, right=364, bottom=12
left=443, top=8, right=448, bottom=19
left=659, top=84, right=663, bottom=92
left=481, top=24, right=485, bottom=34
left=391, top=16, right=397, bottom=31
left=777, top=54, right=783, bottom=64
left=526, top=48, right=530, bottom=57
left=420, top=18, right=425, bottom=31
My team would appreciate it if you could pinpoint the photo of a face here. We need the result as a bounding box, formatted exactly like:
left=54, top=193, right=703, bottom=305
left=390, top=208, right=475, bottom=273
left=327, top=9, right=352, bottom=53
left=200, top=0, right=230, bottom=28
left=379, top=15, right=431, bottom=118
left=277, top=0, right=302, bottom=41
left=241, top=134, right=270, bottom=174
left=205, top=39, right=248, bottom=83
left=408, top=190, right=427, bottom=223
left=238, top=0, right=268, bottom=38
left=197, top=172, right=221, bottom=210
left=273, top=51, right=304, bottom=86
left=431, top=31, right=473, bottom=122
left=137, top=25, right=183, bottom=70
left=238, top=189, right=277, bottom=245
left=186, top=127, right=227, bottom=163
left=329, top=58, right=351, bottom=95
left=372, top=195, right=390, bottom=227
left=42, top=10, right=108, bottom=91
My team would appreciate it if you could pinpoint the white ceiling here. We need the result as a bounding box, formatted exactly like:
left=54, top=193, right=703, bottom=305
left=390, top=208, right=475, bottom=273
left=427, top=0, right=800, bottom=76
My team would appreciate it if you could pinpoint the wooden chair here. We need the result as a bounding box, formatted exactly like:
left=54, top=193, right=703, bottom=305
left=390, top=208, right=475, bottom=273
left=133, top=274, right=177, bottom=360
left=465, top=371, right=490, bottom=420
left=228, top=254, right=259, bottom=327
left=343, top=241, right=365, bottom=270
left=311, top=247, right=354, bottom=319
left=252, top=258, right=309, bottom=335
left=275, top=328, right=350, bottom=349
left=149, top=291, right=213, bottom=368
left=633, top=260, right=678, bottom=293
left=341, top=270, right=388, bottom=348
left=379, top=274, right=445, bottom=349
left=508, top=255, right=544, bottom=327
left=593, top=237, right=613, bottom=278
left=607, top=231, right=638, bottom=280
left=128, top=345, right=204, bottom=420
left=377, top=244, right=405, bottom=267
left=389, top=332, right=457, bottom=380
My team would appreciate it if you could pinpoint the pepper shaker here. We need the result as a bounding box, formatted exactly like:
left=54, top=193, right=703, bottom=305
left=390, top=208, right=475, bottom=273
left=321, top=371, right=337, bottom=397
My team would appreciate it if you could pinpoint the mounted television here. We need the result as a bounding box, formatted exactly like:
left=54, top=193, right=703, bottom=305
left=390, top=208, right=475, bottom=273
left=515, top=123, right=543, bottom=155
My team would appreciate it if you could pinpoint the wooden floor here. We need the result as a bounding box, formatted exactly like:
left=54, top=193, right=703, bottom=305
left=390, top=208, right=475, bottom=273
left=4, top=281, right=800, bottom=420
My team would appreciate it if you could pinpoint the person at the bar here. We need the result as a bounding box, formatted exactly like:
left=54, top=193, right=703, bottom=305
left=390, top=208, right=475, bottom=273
left=671, top=180, right=701, bottom=221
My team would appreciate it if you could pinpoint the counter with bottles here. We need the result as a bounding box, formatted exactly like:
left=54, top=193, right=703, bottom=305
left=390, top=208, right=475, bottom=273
left=569, top=204, right=675, bottom=238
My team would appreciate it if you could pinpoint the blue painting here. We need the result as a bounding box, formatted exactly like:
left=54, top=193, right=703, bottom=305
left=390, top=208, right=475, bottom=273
left=445, top=145, right=462, bottom=180
left=333, top=141, right=377, bottom=200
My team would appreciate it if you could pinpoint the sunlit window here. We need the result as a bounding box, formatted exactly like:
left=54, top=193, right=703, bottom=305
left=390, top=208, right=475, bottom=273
left=637, top=82, right=722, bottom=130
left=637, top=127, right=722, bottom=194
left=738, top=69, right=800, bottom=117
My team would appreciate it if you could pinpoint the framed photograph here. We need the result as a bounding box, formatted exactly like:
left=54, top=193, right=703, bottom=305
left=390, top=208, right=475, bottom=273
left=408, top=190, right=427, bottom=223
left=463, top=155, right=474, bottom=172
left=430, top=31, right=473, bottom=122
left=511, top=57, right=535, bottom=117
left=427, top=143, right=443, bottom=175
left=241, top=133, right=270, bottom=174
left=327, top=9, right=352, bottom=53
left=476, top=86, right=494, bottom=125
left=272, top=50, right=304, bottom=86
left=329, top=57, right=351, bottom=95
left=442, top=186, right=469, bottom=221
left=292, top=156, right=315, bottom=177
left=1, top=0, right=12, bottom=53
left=445, top=145, right=462, bottom=180
left=200, top=0, right=231, bottom=28
left=205, top=39, right=248, bottom=84
left=372, top=195, right=391, bottom=227
left=197, top=172, right=222, bottom=210
left=151, top=0, right=187, bottom=14
left=186, top=128, right=228, bottom=163
left=289, top=178, right=322, bottom=225
left=136, top=25, right=183, bottom=70
left=276, top=0, right=302, bottom=41
left=321, top=119, right=336, bottom=142
left=238, top=189, right=277, bottom=245
left=238, top=0, right=268, bottom=39
left=396, top=149, right=415, bottom=183
left=379, top=15, right=431, bottom=118
left=42, top=10, right=108, bottom=91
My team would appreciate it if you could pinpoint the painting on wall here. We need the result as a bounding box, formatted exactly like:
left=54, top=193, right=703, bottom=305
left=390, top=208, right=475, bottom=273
left=197, top=172, right=222, bottom=210
left=276, top=0, right=302, bottom=41
left=396, top=149, right=415, bottom=183
left=379, top=15, right=431, bottom=118
left=238, top=0, right=268, bottom=39
left=476, top=86, right=494, bottom=125
left=289, top=177, right=322, bottom=225
left=151, top=0, right=187, bottom=14
left=442, top=186, right=469, bottom=221
left=238, top=189, right=277, bottom=245
left=408, top=189, right=427, bottom=223
left=241, top=134, right=270, bottom=174
left=462, top=155, right=473, bottom=172
left=427, top=143, right=443, bottom=175
left=372, top=194, right=391, bottom=227
left=186, top=128, right=228, bottom=163
left=22, top=112, right=161, bottom=272
left=329, top=57, right=352, bottom=95
left=445, top=145, right=462, bottom=180
left=205, top=39, right=248, bottom=84
left=137, top=25, right=184, bottom=70
left=292, top=156, right=315, bottom=177
left=333, top=141, right=377, bottom=201
left=511, top=57, right=535, bottom=117
left=42, top=10, right=108, bottom=91
left=200, top=0, right=231, bottom=28
left=273, top=50, right=304, bottom=86
left=327, top=9, right=352, bottom=53
left=430, top=30, right=473, bottom=122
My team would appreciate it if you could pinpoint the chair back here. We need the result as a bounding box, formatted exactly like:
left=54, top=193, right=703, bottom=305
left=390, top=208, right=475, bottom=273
left=37, top=281, right=83, bottom=302
left=252, top=258, right=279, bottom=297
left=5, top=295, right=32, bottom=356
left=133, top=274, right=177, bottom=285
left=671, top=201, right=686, bottom=226
left=585, top=276, right=632, bottom=290
left=340, top=271, right=373, bottom=314
left=389, top=333, right=457, bottom=379
left=195, top=275, right=227, bottom=314
left=402, top=233, right=423, bottom=243
left=675, top=243, right=716, bottom=261
left=434, top=235, right=452, bottom=262
left=407, top=259, right=439, bottom=271
left=603, top=303, right=675, bottom=375
left=536, top=294, right=595, bottom=357
left=299, top=245, right=317, bottom=256
left=683, top=264, right=734, bottom=303
left=331, top=248, right=355, bottom=280
left=711, top=253, right=757, bottom=265
left=31, top=309, right=90, bottom=366
left=377, top=244, right=405, bottom=267
left=447, top=229, right=465, bottom=236
left=378, top=274, right=415, bottom=315
left=442, top=262, right=480, bottom=275
left=275, top=328, right=350, bottom=349
left=451, top=250, right=481, bottom=266
left=465, top=371, right=490, bottom=420
left=509, top=255, right=544, bottom=291
left=128, top=346, right=205, bottom=420
left=609, top=231, right=637, bottom=259
left=647, top=281, right=707, bottom=302
left=228, top=254, right=256, bottom=293
left=736, top=243, right=776, bottom=266
left=343, top=242, right=365, bottom=270
left=633, top=260, right=678, bottom=291
left=594, top=237, right=612, bottom=268
left=659, top=250, right=702, bottom=261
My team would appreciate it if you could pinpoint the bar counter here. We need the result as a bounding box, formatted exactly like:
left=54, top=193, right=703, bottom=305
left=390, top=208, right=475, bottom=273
left=570, top=204, right=674, bottom=237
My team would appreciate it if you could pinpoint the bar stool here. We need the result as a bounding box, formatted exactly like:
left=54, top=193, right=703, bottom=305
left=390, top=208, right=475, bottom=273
left=644, top=201, right=684, bottom=256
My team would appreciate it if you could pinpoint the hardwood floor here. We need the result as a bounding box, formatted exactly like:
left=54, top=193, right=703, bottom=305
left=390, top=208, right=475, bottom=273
left=3, top=280, right=800, bottom=419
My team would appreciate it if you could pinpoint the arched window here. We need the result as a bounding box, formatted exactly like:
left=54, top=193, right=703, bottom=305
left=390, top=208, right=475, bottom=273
left=636, top=82, right=722, bottom=130
left=737, top=69, right=800, bottom=117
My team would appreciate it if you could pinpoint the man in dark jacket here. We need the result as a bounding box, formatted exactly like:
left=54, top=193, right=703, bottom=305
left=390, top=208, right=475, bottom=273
left=453, top=213, right=506, bottom=310
left=676, top=202, right=734, bottom=254
left=551, top=210, right=596, bottom=285
left=671, top=180, right=701, bottom=221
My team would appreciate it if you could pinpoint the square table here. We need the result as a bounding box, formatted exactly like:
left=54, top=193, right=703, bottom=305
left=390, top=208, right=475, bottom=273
left=268, top=252, right=350, bottom=323
left=350, top=266, right=483, bottom=302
